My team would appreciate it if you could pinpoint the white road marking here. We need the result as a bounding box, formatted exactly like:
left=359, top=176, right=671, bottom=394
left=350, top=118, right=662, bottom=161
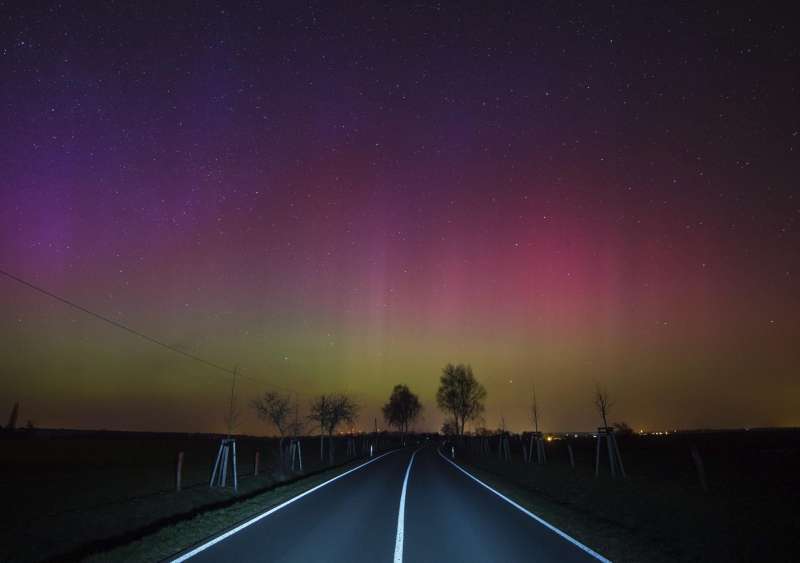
left=393, top=448, right=420, bottom=563
left=437, top=448, right=611, bottom=563
left=171, top=450, right=397, bottom=562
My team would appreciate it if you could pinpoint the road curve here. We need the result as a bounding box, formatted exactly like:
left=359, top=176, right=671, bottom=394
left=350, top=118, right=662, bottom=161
left=172, top=444, right=606, bottom=562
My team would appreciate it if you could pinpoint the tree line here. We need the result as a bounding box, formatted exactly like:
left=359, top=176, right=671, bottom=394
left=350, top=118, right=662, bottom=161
left=251, top=363, right=624, bottom=451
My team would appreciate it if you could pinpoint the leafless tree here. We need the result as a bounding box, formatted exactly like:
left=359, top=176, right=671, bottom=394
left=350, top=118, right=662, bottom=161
left=286, top=399, right=305, bottom=438
left=440, top=418, right=458, bottom=436
left=530, top=383, right=540, bottom=433
left=436, top=363, right=486, bottom=436
left=594, top=382, right=613, bottom=429
left=224, top=368, right=240, bottom=437
left=251, top=391, right=292, bottom=461
left=308, top=394, right=359, bottom=463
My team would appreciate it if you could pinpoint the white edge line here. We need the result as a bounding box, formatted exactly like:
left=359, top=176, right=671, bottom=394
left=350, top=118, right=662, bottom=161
left=171, top=450, right=397, bottom=562
left=393, top=448, right=419, bottom=563
left=437, top=448, right=612, bottom=563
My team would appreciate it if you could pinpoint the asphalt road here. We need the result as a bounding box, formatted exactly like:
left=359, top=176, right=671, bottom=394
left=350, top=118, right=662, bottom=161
left=176, top=445, right=606, bottom=563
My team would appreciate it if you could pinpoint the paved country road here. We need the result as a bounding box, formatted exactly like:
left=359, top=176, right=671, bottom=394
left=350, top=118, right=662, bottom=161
left=172, top=445, right=609, bottom=563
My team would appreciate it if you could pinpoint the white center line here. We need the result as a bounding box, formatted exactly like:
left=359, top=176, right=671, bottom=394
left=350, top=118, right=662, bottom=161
left=393, top=448, right=420, bottom=563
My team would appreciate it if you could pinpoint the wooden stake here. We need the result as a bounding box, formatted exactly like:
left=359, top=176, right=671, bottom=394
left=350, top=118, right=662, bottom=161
left=176, top=451, right=184, bottom=492
left=232, top=441, right=238, bottom=492
left=691, top=445, right=708, bottom=492
left=594, top=434, right=601, bottom=477
left=254, top=450, right=260, bottom=476
left=611, top=434, right=626, bottom=478
left=606, top=432, right=617, bottom=478
left=567, top=443, right=575, bottom=469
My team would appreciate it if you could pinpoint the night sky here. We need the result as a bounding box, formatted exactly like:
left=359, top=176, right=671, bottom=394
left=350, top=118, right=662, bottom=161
left=1, top=2, right=798, bottom=434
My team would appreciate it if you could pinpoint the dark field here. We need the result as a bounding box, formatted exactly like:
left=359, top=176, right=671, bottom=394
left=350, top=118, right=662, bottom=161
left=0, top=429, right=395, bottom=562
left=455, top=429, right=800, bottom=562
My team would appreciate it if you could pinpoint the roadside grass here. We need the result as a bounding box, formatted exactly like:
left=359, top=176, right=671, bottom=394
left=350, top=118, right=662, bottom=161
left=85, top=455, right=387, bottom=562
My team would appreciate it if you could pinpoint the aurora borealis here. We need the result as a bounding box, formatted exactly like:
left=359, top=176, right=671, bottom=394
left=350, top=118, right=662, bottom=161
left=1, top=3, right=798, bottom=434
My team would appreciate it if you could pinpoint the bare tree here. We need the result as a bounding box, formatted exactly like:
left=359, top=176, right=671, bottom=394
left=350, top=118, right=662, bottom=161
left=224, top=368, right=240, bottom=437
left=440, top=418, right=458, bottom=436
left=308, top=394, right=359, bottom=463
left=251, top=391, right=292, bottom=461
left=594, top=382, right=613, bottom=429
left=382, top=384, right=422, bottom=444
left=530, top=383, right=540, bottom=433
left=286, top=399, right=305, bottom=438
left=613, top=421, right=634, bottom=436
left=436, top=363, right=486, bottom=436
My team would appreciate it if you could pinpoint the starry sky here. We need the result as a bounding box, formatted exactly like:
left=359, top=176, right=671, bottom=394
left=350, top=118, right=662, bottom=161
left=1, top=2, right=798, bottom=434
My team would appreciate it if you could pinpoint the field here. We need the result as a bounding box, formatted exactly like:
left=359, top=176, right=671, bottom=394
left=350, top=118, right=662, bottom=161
left=454, top=429, right=800, bottom=562
left=0, top=429, right=396, bottom=562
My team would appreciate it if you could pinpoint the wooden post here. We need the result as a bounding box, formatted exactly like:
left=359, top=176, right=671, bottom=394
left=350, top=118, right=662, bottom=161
left=232, top=440, right=238, bottom=492
left=254, top=450, right=260, bottom=476
left=210, top=443, right=223, bottom=487
left=612, top=434, right=626, bottom=478
left=594, top=433, right=601, bottom=477
left=297, top=439, right=303, bottom=471
left=220, top=443, right=229, bottom=486
left=605, top=432, right=617, bottom=478
left=176, top=451, right=184, bottom=492
left=691, top=445, right=708, bottom=492
left=567, top=443, right=575, bottom=469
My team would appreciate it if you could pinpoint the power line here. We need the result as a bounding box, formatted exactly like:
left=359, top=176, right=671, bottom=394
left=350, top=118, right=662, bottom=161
left=0, top=267, right=312, bottom=396
left=1, top=267, right=237, bottom=376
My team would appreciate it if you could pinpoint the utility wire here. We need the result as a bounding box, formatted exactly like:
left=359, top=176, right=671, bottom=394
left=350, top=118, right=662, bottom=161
left=0, top=267, right=237, bottom=376
left=0, top=267, right=312, bottom=395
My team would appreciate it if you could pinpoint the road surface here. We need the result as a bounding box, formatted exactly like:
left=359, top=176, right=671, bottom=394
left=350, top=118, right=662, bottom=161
left=174, top=445, right=607, bottom=562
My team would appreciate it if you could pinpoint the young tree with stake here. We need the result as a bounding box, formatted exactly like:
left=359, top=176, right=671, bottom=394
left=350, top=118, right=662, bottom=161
left=308, top=394, right=359, bottom=463
left=251, top=391, right=292, bottom=463
left=594, top=382, right=613, bottom=429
